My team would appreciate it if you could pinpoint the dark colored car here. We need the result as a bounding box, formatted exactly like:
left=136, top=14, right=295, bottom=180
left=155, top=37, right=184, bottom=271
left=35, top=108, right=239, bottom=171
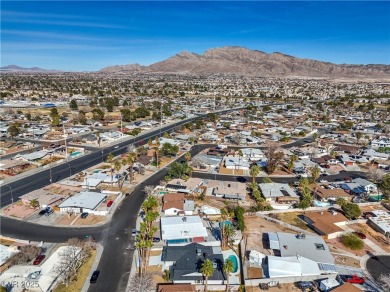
left=236, top=176, right=247, bottom=183
left=90, top=270, right=100, bottom=283
left=340, top=275, right=365, bottom=284
left=354, top=232, right=367, bottom=239
left=39, top=209, right=47, bottom=216
left=81, top=212, right=89, bottom=219
left=153, top=237, right=160, bottom=243
left=344, top=177, right=352, bottom=182
left=33, top=255, right=46, bottom=265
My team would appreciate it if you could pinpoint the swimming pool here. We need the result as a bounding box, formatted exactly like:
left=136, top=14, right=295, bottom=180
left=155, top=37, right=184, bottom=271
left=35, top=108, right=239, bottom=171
left=167, top=239, right=188, bottom=245
left=227, top=255, right=238, bottom=273
left=70, top=151, right=81, bottom=157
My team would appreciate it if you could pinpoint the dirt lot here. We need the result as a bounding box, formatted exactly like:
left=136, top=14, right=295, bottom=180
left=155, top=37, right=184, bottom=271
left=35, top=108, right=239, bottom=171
left=246, top=283, right=298, bottom=292
left=326, top=237, right=373, bottom=256
left=2, top=201, right=37, bottom=219
left=247, top=267, right=263, bottom=279
left=268, top=212, right=309, bottom=231
left=332, top=253, right=360, bottom=267
left=72, top=214, right=106, bottom=226
left=243, top=216, right=293, bottom=256
left=348, top=223, right=390, bottom=252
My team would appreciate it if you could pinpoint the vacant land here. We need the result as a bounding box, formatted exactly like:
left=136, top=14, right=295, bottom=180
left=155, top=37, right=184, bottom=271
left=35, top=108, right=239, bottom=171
left=268, top=212, right=308, bottom=230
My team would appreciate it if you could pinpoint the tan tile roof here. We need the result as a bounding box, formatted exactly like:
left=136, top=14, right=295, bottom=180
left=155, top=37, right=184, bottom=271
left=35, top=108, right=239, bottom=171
left=304, top=211, right=348, bottom=235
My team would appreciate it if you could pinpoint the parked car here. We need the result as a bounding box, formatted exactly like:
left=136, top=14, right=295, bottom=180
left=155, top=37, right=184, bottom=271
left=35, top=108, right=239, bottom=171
left=340, top=275, right=365, bottom=284
left=152, top=237, right=160, bottom=243
left=39, top=209, right=47, bottom=216
left=90, top=270, right=100, bottom=283
left=33, top=255, right=46, bottom=265
left=354, top=232, right=367, bottom=239
left=131, top=229, right=138, bottom=236
left=344, top=177, right=352, bottom=182
left=107, top=200, right=113, bottom=207
left=81, top=212, right=89, bottom=219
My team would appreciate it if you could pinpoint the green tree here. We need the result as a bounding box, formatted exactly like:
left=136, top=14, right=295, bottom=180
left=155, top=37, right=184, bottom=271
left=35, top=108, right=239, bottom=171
left=127, top=152, right=137, bottom=183
left=234, top=206, right=246, bottom=231
left=262, top=177, right=273, bottom=183
left=335, top=197, right=347, bottom=206
left=160, top=143, right=179, bottom=157
left=92, top=108, right=105, bottom=120
left=107, top=153, right=114, bottom=184
left=7, top=123, right=20, bottom=139
left=380, top=173, right=390, bottom=200
left=341, top=203, right=361, bottom=219
left=310, top=166, right=321, bottom=181
left=69, top=99, right=78, bottom=110
left=249, top=164, right=260, bottom=184
left=287, top=155, right=298, bottom=172
left=184, top=152, right=191, bottom=162
left=200, top=259, right=214, bottom=292
left=51, top=114, right=60, bottom=127
left=341, top=233, right=364, bottom=250
left=356, top=132, right=363, bottom=144
left=224, top=259, right=234, bottom=292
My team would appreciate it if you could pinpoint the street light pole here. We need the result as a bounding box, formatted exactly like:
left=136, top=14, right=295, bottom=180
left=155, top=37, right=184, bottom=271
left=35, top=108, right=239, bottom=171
left=67, top=163, right=72, bottom=177
left=49, top=164, right=52, bottom=184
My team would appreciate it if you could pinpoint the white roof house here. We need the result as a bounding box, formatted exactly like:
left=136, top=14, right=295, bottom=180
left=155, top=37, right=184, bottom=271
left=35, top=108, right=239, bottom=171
left=16, top=150, right=48, bottom=161
left=58, top=191, right=107, bottom=212
left=368, top=210, right=390, bottom=237
left=224, top=156, right=251, bottom=170
left=266, top=232, right=337, bottom=279
left=267, top=255, right=321, bottom=278
left=100, top=131, right=123, bottom=141
left=259, top=183, right=298, bottom=202
left=200, top=205, right=221, bottom=215
left=161, top=216, right=208, bottom=241
left=159, top=137, right=181, bottom=146
left=0, top=244, right=18, bottom=266
left=240, top=148, right=265, bottom=160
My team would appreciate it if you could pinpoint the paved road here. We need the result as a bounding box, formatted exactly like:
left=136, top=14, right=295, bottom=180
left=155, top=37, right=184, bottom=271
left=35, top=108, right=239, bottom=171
left=191, top=170, right=367, bottom=183
left=366, top=255, right=390, bottom=281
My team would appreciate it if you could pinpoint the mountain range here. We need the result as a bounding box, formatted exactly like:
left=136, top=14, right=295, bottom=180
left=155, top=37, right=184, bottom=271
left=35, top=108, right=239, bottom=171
left=0, top=65, right=62, bottom=73
left=99, top=46, right=390, bottom=78
left=3, top=47, right=390, bottom=78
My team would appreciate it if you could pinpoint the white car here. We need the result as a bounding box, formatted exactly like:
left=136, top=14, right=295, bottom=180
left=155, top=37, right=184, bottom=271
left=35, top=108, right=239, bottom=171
left=320, top=179, right=328, bottom=183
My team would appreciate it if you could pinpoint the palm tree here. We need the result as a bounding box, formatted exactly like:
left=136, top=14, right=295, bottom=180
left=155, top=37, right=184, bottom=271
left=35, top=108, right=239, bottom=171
left=127, top=152, right=137, bottom=183
left=96, top=132, right=101, bottom=147
left=312, top=132, right=318, bottom=141
left=200, top=259, right=214, bottom=292
left=310, top=166, right=321, bottom=181
left=184, top=152, right=191, bottom=162
left=287, top=155, right=298, bottom=172
left=107, top=152, right=114, bottom=184
left=114, top=160, right=121, bottom=188
left=249, top=164, right=260, bottom=184
left=224, top=259, right=234, bottom=292
left=154, top=137, right=160, bottom=168
left=356, top=132, right=363, bottom=145
left=236, top=149, right=243, bottom=172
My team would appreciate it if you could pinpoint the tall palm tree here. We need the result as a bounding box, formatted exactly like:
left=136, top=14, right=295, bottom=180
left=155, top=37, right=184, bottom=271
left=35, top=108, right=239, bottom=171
left=237, top=149, right=243, bottom=172
left=200, top=259, right=214, bottom=292
left=114, top=160, right=121, bottom=188
left=287, top=154, right=298, bottom=172
left=96, top=132, right=101, bottom=147
left=154, top=137, right=160, bottom=168
left=107, top=152, right=114, bottom=184
left=249, top=164, right=260, bottom=184
left=224, top=259, right=234, bottom=292
left=127, top=152, right=137, bottom=183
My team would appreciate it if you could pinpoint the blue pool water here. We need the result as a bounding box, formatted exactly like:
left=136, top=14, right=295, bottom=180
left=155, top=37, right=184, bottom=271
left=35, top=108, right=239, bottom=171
left=220, top=220, right=232, bottom=228
left=313, top=200, right=331, bottom=207
left=70, top=151, right=81, bottom=157
left=167, top=239, right=188, bottom=244
left=227, top=255, right=238, bottom=273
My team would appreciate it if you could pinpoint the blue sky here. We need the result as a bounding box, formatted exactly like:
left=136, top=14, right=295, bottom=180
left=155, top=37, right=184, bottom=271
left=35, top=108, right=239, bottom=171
left=1, top=1, right=390, bottom=71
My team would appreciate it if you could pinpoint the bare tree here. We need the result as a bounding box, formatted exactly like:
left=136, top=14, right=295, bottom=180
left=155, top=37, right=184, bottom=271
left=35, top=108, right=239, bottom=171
left=54, top=238, right=94, bottom=287
left=143, top=185, right=154, bottom=196
left=127, top=273, right=155, bottom=292
left=9, top=245, right=41, bottom=266
left=265, top=143, right=284, bottom=174
left=379, top=274, right=390, bottom=291
left=367, top=165, right=385, bottom=182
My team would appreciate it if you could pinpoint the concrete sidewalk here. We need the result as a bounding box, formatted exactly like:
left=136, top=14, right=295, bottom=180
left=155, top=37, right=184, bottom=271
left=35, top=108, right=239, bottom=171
left=81, top=244, right=104, bottom=292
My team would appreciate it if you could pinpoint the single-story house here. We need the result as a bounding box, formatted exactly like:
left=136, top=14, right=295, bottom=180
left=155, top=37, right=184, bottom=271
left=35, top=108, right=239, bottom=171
left=259, top=183, right=299, bottom=203
left=165, top=178, right=204, bottom=194
left=19, top=190, right=66, bottom=209
left=160, top=216, right=208, bottom=243
left=161, top=243, right=226, bottom=284
left=207, top=180, right=247, bottom=201
left=58, top=191, right=107, bottom=215
left=224, top=156, right=251, bottom=170
left=367, top=210, right=390, bottom=238
left=162, top=193, right=195, bottom=216
left=302, top=211, right=349, bottom=239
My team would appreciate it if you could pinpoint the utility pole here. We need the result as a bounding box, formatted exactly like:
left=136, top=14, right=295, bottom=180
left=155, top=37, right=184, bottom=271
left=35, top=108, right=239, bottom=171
left=120, top=113, right=123, bottom=141
left=63, top=124, right=68, bottom=161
